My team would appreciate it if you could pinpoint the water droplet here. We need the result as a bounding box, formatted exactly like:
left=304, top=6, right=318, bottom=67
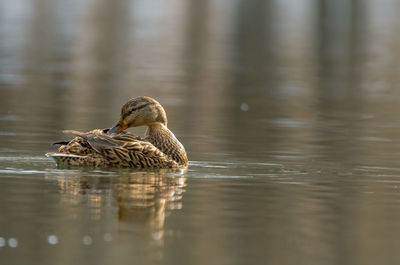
left=48, top=235, right=58, bottom=245
left=103, top=233, right=112, bottom=242
left=82, top=235, right=93, bottom=245
left=8, top=238, right=18, bottom=248
left=0, top=237, right=5, bottom=247
left=152, top=231, right=162, bottom=241
left=240, top=103, right=249, bottom=112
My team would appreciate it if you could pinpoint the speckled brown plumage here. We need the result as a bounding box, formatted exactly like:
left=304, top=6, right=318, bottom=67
left=46, top=97, right=188, bottom=168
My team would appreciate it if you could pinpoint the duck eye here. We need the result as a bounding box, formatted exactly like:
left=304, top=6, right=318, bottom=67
left=123, top=104, right=149, bottom=118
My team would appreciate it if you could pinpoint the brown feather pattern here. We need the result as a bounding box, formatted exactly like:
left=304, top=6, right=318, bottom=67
left=47, top=128, right=186, bottom=168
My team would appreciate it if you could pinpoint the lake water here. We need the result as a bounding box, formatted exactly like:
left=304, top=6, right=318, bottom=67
left=2, top=1, right=400, bottom=264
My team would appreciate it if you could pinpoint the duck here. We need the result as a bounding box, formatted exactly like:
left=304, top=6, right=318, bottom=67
left=46, top=96, right=188, bottom=168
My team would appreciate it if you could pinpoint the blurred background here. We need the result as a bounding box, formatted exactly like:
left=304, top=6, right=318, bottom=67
left=2, top=0, right=400, bottom=264
left=1, top=0, right=400, bottom=163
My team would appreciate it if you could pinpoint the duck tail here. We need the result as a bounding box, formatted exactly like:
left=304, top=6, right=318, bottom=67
left=52, top=141, right=70, bottom=147
left=45, top=153, right=87, bottom=167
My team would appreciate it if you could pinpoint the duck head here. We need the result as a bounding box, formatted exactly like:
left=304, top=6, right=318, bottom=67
left=109, top=96, right=168, bottom=134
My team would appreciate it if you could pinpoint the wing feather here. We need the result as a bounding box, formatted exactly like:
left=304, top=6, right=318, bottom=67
left=55, top=129, right=178, bottom=168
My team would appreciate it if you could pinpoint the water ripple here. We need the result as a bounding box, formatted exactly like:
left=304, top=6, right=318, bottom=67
left=0, top=168, right=47, bottom=175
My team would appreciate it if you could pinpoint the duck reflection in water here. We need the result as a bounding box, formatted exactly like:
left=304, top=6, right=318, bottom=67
left=50, top=168, right=186, bottom=241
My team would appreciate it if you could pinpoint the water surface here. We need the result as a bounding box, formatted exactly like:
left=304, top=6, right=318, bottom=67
left=2, top=1, right=400, bottom=264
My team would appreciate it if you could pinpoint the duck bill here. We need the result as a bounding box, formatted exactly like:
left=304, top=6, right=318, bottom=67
left=109, top=119, right=128, bottom=134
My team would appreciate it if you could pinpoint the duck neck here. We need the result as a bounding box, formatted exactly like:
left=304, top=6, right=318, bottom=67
left=145, top=122, right=188, bottom=167
left=145, top=122, right=169, bottom=139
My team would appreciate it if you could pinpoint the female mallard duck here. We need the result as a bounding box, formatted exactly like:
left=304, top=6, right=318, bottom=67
left=46, top=96, right=188, bottom=168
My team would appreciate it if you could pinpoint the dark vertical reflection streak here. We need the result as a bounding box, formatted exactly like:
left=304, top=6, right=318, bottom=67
left=227, top=0, right=282, bottom=263
left=180, top=0, right=209, bottom=143
left=316, top=2, right=369, bottom=265
left=228, top=0, right=281, bottom=159
left=70, top=0, right=133, bottom=129
left=316, top=0, right=365, bottom=163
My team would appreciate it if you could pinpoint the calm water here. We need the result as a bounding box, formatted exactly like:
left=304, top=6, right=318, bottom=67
left=2, top=0, right=400, bottom=264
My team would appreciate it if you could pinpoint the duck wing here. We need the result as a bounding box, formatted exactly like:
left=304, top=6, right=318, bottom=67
left=65, top=130, right=177, bottom=168
left=63, top=130, right=121, bottom=153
